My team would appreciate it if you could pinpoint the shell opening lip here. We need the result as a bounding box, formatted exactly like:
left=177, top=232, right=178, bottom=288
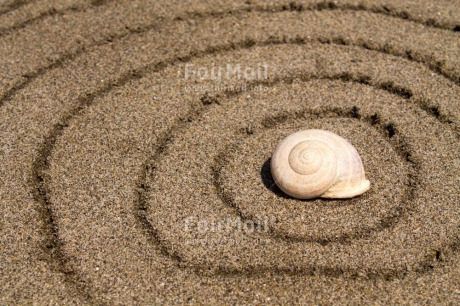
left=320, top=179, right=371, bottom=199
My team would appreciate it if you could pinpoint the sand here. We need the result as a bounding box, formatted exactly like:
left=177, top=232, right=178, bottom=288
left=0, top=0, right=459, bottom=304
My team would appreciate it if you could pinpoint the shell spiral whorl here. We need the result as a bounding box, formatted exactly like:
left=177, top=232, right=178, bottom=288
left=271, top=129, right=370, bottom=199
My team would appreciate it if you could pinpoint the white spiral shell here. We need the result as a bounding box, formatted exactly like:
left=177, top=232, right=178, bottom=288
left=270, top=129, right=370, bottom=199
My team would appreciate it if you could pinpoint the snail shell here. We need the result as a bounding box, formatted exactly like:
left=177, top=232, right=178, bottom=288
left=270, top=129, right=370, bottom=199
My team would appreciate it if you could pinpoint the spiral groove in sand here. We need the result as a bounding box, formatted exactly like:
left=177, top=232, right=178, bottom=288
left=1, top=1, right=459, bottom=304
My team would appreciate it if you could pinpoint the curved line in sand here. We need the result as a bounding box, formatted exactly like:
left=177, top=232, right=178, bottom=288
left=1, top=4, right=458, bottom=108
left=0, top=0, right=32, bottom=16
left=135, top=75, right=427, bottom=279
left=211, top=103, right=418, bottom=244
left=0, top=0, right=110, bottom=37
left=28, top=39, right=458, bottom=302
left=1, top=0, right=457, bottom=38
